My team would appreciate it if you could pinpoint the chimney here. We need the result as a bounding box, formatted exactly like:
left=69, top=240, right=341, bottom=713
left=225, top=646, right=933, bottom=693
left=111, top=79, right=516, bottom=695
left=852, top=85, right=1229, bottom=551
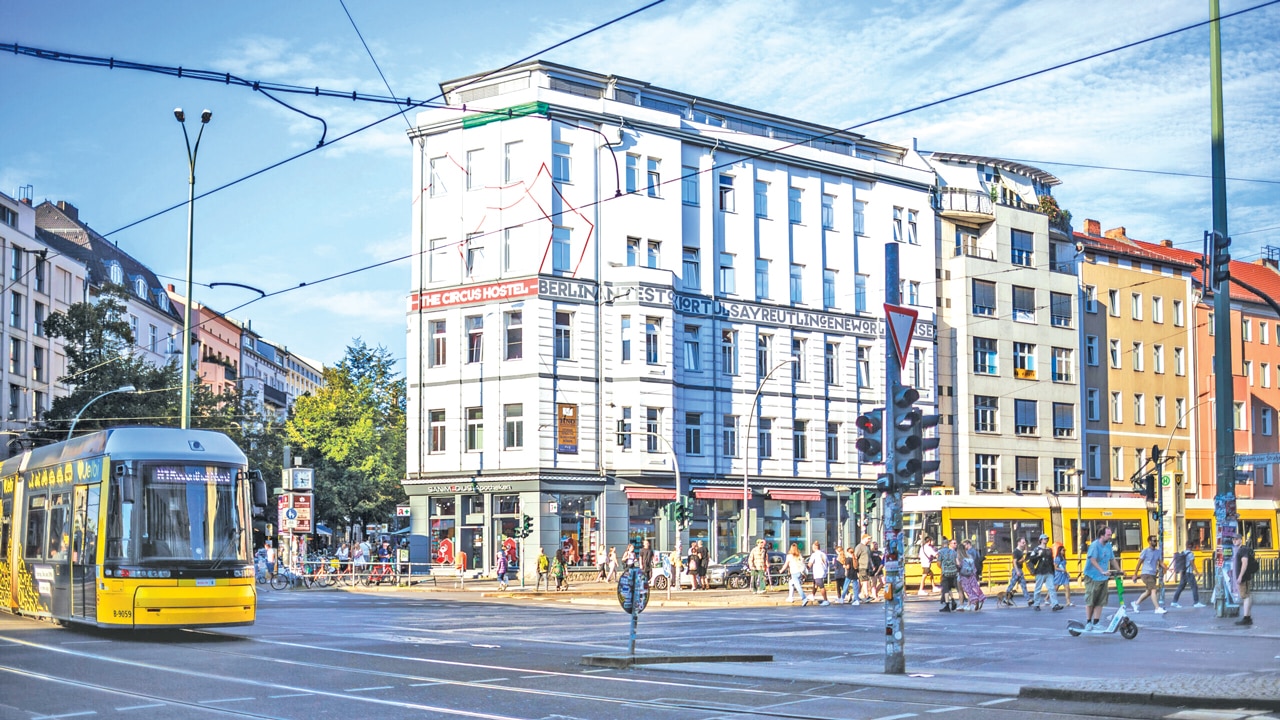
left=1104, top=227, right=1128, bottom=241
left=1257, top=258, right=1279, bottom=270
left=20, top=197, right=31, bottom=206
left=1083, top=219, right=1100, bottom=236
left=1161, top=240, right=1174, bottom=248
left=167, top=283, right=176, bottom=292
left=55, top=201, right=78, bottom=221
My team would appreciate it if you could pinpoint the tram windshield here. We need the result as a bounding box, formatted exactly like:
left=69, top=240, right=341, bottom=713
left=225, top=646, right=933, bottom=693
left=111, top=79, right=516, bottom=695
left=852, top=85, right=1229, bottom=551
left=137, top=464, right=247, bottom=563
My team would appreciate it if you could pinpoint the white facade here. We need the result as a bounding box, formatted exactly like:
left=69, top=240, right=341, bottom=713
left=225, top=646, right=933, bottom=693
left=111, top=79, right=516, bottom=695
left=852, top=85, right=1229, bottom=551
left=405, top=62, right=937, bottom=573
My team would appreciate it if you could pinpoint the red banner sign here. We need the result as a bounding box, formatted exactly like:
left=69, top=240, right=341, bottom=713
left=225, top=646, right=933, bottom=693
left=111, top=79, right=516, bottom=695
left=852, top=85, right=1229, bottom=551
left=408, top=278, right=538, bottom=312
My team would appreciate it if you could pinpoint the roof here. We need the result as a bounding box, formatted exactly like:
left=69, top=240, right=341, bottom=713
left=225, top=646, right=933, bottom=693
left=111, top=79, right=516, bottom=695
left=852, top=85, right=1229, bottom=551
left=924, top=152, right=1061, bottom=187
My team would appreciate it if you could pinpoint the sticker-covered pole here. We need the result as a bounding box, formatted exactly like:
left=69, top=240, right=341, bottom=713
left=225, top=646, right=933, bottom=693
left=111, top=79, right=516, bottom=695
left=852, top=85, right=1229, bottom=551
left=883, top=242, right=905, bottom=674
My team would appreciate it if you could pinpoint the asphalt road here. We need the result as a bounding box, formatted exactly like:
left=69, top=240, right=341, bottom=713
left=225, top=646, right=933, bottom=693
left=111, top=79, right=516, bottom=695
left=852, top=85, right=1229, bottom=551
left=0, top=588, right=1275, bottom=720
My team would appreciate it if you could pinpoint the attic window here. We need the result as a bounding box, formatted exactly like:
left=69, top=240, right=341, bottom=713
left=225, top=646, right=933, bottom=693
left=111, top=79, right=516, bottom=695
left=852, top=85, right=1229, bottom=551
left=109, top=262, right=123, bottom=285
left=135, top=277, right=147, bottom=298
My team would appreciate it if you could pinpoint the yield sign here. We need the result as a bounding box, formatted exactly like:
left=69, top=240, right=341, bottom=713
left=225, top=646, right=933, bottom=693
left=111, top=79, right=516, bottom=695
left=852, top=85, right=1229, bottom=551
left=884, top=303, right=919, bottom=370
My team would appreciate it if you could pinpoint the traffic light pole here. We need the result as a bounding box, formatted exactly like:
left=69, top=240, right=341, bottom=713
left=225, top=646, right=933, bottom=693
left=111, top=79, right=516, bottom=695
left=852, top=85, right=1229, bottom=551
left=883, top=243, right=906, bottom=675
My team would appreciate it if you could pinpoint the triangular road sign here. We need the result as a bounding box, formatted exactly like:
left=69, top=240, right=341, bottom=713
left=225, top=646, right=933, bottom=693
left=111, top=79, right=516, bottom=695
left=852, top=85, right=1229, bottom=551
left=884, top=303, right=919, bottom=370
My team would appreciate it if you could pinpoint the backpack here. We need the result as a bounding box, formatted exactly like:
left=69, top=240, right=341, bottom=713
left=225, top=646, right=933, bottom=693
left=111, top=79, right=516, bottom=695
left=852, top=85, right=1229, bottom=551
left=959, top=555, right=975, bottom=577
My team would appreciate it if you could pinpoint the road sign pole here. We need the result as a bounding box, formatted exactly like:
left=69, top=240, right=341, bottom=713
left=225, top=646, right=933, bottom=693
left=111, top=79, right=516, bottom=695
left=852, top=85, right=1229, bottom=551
left=628, top=568, right=639, bottom=656
left=883, top=242, right=905, bottom=675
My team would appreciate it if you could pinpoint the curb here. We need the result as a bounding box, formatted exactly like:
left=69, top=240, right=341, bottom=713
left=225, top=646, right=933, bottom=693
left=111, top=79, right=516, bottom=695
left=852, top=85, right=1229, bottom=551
left=1020, top=685, right=1280, bottom=712
left=582, top=653, right=773, bottom=669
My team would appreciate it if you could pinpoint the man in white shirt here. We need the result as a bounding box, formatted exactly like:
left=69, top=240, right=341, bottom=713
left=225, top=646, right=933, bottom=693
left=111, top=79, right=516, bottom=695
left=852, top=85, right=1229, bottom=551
left=807, top=541, right=831, bottom=607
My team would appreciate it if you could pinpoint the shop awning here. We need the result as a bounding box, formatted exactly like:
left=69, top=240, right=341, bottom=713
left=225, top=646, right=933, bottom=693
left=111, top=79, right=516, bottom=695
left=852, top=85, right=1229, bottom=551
left=693, top=489, right=752, bottom=500
left=767, top=488, right=822, bottom=502
left=623, top=487, right=677, bottom=500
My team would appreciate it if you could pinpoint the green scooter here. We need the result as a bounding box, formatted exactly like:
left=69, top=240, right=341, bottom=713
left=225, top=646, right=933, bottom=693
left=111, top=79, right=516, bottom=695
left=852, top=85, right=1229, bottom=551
left=1067, top=573, right=1139, bottom=639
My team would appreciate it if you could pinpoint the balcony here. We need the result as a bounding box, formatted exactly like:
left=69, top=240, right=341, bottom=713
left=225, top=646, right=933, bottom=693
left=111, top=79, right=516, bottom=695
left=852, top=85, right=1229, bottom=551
left=936, top=188, right=995, bottom=222
left=955, top=242, right=996, bottom=261
left=262, top=384, right=288, bottom=407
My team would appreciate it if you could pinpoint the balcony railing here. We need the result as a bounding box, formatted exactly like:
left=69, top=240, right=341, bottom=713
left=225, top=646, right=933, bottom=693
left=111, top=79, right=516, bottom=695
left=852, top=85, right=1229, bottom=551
left=937, top=188, right=994, bottom=216
left=956, top=243, right=996, bottom=260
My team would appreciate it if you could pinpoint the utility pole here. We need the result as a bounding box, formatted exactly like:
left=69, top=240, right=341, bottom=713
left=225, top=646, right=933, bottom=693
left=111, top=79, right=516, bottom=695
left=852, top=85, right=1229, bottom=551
left=1153, top=444, right=1166, bottom=607
left=882, top=243, right=905, bottom=675
left=1209, top=0, right=1239, bottom=618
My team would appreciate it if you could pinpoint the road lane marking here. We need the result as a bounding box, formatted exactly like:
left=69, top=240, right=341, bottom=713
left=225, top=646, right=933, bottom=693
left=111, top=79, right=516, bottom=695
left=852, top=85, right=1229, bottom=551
left=268, top=693, right=313, bottom=698
left=979, top=698, right=1015, bottom=706
left=923, top=656, right=960, bottom=664
left=200, top=697, right=254, bottom=704
left=345, top=686, right=395, bottom=692
left=31, top=712, right=97, bottom=719
left=116, top=704, right=165, bottom=711
left=926, top=708, right=965, bottom=714
left=870, top=714, right=918, bottom=720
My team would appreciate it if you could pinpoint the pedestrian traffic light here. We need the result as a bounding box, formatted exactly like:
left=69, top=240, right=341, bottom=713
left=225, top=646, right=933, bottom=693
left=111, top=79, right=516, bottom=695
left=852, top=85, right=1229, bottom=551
left=891, top=382, right=921, bottom=487
left=1143, top=474, right=1156, bottom=503
left=1209, top=230, right=1231, bottom=287
left=875, top=472, right=895, bottom=495
left=855, top=408, right=884, bottom=464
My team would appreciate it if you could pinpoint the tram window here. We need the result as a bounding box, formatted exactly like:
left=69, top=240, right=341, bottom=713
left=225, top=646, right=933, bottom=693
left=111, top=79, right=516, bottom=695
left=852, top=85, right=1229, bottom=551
left=1239, top=520, right=1273, bottom=549
left=1, top=513, right=9, bottom=556
left=1186, top=520, right=1212, bottom=550
left=1071, top=519, right=1143, bottom=555
left=81, top=485, right=100, bottom=563
left=106, top=488, right=134, bottom=562
left=953, top=519, right=1043, bottom=555
left=47, top=493, right=70, bottom=560
left=24, top=495, right=46, bottom=559
left=902, top=512, right=941, bottom=560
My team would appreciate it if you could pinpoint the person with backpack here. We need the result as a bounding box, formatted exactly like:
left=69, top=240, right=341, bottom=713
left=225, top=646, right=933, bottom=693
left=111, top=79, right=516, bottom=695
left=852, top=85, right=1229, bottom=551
left=551, top=548, right=568, bottom=591
left=1006, top=537, right=1030, bottom=605
left=1169, top=543, right=1203, bottom=608
left=958, top=539, right=985, bottom=611
left=1029, top=534, right=1062, bottom=611
left=937, top=538, right=960, bottom=612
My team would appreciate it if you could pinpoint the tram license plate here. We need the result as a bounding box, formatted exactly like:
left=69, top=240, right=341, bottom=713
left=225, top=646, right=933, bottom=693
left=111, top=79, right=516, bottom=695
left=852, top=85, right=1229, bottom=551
left=196, top=579, right=215, bottom=587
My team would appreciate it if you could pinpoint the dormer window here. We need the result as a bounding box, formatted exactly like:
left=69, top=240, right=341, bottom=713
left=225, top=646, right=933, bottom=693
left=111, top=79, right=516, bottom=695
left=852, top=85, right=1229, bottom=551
left=135, top=277, right=147, bottom=298
left=109, top=262, right=123, bottom=285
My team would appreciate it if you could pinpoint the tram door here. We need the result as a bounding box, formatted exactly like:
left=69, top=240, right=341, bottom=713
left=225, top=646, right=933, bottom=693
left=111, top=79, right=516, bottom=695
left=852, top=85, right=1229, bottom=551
left=70, top=485, right=99, bottom=620
left=1, top=499, right=12, bottom=612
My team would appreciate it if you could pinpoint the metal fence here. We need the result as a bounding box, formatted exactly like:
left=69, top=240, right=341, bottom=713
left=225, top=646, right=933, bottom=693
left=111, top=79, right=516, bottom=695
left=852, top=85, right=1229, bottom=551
left=1202, top=556, right=1280, bottom=593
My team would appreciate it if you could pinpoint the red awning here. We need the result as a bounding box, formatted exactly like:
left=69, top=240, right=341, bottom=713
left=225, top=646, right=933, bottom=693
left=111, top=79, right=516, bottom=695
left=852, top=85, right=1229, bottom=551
left=767, top=489, right=822, bottom=502
left=623, top=487, right=677, bottom=500
left=693, top=489, right=752, bottom=500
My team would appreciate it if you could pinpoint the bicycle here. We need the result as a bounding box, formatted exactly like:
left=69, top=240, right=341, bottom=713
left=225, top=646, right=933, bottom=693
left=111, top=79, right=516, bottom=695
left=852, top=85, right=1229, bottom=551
left=362, top=560, right=398, bottom=586
left=270, top=565, right=302, bottom=591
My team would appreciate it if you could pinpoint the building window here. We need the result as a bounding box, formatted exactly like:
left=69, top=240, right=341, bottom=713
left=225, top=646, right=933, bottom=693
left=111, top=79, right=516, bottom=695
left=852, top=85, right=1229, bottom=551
left=1012, top=286, right=1036, bottom=323
left=1243, top=318, right=1253, bottom=342
left=1175, top=347, right=1185, bottom=376
left=1173, top=299, right=1184, bottom=327
left=975, top=454, right=998, bottom=492
left=8, top=292, right=20, bottom=329
left=718, top=175, right=735, bottom=212
left=110, top=262, right=124, bottom=285
left=856, top=345, right=871, bottom=388
left=1108, top=289, right=1120, bottom=317
left=683, top=248, right=700, bottom=290
left=645, top=407, right=661, bottom=453
left=1264, top=362, right=1272, bottom=388
left=32, top=346, right=44, bottom=382
left=647, top=158, right=661, bottom=197
left=465, top=236, right=484, bottom=276
left=1087, top=389, right=1100, bottom=421
left=552, top=226, right=571, bottom=273
left=822, top=194, right=835, bottom=230
left=1013, top=342, right=1036, bottom=379
left=504, top=141, right=521, bottom=183
left=892, top=207, right=903, bottom=242
left=793, top=420, right=808, bottom=461
left=1053, top=403, right=1074, bottom=438
left=1109, top=339, right=1121, bottom=369
left=854, top=200, right=867, bottom=235
left=1015, top=399, right=1038, bottom=435
left=1054, top=459, right=1077, bottom=493
left=554, top=311, right=573, bottom=360
left=645, top=317, right=662, bottom=365
left=1015, top=457, right=1039, bottom=493
left=1112, top=447, right=1123, bottom=481
left=757, top=334, right=772, bottom=375
left=974, top=337, right=998, bottom=375
left=1131, top=292, right=1143, bottom=320
left=429, top=238, right=450, bottom=283
left=855, top=274, right=868, bottom=313
left=754, top=180, right=768, bottom=218
left=1262, top=322, right=1270, bottom=344
left=685, top=412, right=703, bottom=455
left=503, top=226, right=517, bottom=272
left=429, top=157, right=447, bottom=197
left=906, top=209, right=918, bottom=244
left=624, top=237, right=639, bottom=267
left=758, top=418, right=773, bottom=459
left=1085, top=336, right=1098, bottom=366
left=1051, top=292, right=1072, bottom=327
left=1152, top=296, right=1164, bottom=324
left=972, top=279, right=996, bottom=316
left=1234, top=401, right=1247, bottom=431
left=1150, top=344, right=1164, bottom=374
left=504, top=404, right=524, bottom=449
left=682, top=166, right=699, bottom=205
left=723, top=415, right=738, bottom=457
left=617, top=407, right=633, bottom=449
left=621, top=316, right=632, bottom=362
left=903, top=280, right=920, bottom=306
left=974, top=396, right=998, bottom=433
left=1011, top=229, right=1033, bottom=266
left=1176, top=397, right=1188, bottom=428
left=647, top=240, right=661, bottom=269
left=825, top=342, right=839, bottom=385
left=4, top=246, right=18, bottom=281
left=722, top=330, right=738, bottom=375
left=1084, top=285, right=1098, bottom=313
left=1155, top=395, right=1167, bottom=427
left=429, top=410, right=446, bottom=453
left=1111, top=391, right=1123, bottom=423
left=34, top=257, right=47, bottom=292
left=788, top=187, right=802, bottom=224
left=791, top=338, right=806, bottom=381
left=1133, top=342, right=1145, bottom=372
left=551, top=141, right=571, bottom=183
left=33, top=303, right=45, bottom=337
left=1262, top=408, right=1273, bottom=436
left=429, top=320, right=447, bottom=367
left=1087, top=445, right=1102, bottom=481
left=756, top=259, right=770, bottom=299
left=719, top=253, right=735, bottom=294
left=466, top=407, right=483, bottom=451
left=504, top=311, right=523, bottom=360
left=826, top=422, right=840, bottom=462
left=1052, top=347, right=1074, bottom=383
left=465, top=148, right=482, bottom=190
left=823, top=269, right=836, bottom=308
left=789, top=264, right=803, bottom=303
left=149, top=325, right=158, bottom=354
left=683, top=325, right=701, bottom=371
left=626, top=154, right=639, bottom=193
left=466, top=316, right=483, bottom=363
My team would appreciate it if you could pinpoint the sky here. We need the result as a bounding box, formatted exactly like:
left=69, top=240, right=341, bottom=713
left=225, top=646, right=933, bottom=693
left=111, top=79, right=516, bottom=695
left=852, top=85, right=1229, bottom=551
left=3, top=0, right=1278, bottom=372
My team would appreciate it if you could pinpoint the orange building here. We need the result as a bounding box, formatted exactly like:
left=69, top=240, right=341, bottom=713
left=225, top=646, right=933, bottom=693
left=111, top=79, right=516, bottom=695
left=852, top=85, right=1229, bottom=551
left=167, top=286, right=243, bottom=397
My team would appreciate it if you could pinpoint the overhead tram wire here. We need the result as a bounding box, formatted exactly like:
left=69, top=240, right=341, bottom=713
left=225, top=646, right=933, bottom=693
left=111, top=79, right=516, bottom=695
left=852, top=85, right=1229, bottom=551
left=339, top=0, right=413, bottom=130
left=998, top=157, right=1280, bottom=186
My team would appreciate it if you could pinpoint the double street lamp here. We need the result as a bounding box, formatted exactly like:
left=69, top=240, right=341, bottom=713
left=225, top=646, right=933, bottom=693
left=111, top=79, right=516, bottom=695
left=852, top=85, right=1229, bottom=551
left=175, top=107, right=212, bottom=430
left=741, top=355, right=799, bottom=553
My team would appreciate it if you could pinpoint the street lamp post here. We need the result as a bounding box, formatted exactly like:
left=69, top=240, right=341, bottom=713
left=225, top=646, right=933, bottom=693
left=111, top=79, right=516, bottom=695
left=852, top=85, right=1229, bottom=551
left=742, top=356, right=799, bottom=554
left=834, top=485, right=851, bottom=549
left=175, top=107, right=212, bottom=430
left=618, top=429, right=681, bottom=594
left=66, top=385, right=136, bottom=441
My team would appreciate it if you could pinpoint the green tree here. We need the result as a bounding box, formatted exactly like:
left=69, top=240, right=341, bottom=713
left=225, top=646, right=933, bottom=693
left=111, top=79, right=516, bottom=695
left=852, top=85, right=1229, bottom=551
left=37, top=284, right=233, bottom=443
left=286, top=340, right=405, bottom=536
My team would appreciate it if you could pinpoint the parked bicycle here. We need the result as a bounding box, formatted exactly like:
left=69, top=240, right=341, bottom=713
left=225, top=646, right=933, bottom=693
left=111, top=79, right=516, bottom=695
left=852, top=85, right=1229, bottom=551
left=361, top=560, right=398, bottom=586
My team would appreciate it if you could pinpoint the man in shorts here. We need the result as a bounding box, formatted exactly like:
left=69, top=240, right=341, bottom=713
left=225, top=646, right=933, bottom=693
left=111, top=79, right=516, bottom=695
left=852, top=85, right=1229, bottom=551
left=1131, top=535, right=1167, bottom=614
left=1083, top=526, right=1120, bottom=632
left=1235, top=534, right=1256, bottom=627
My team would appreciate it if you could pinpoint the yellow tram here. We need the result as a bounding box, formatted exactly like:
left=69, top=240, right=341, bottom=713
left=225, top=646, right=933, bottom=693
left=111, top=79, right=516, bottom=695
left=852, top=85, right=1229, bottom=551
left=901, top=494, right=1278, bottom=585
left=0, top=427, right=265, bottom=628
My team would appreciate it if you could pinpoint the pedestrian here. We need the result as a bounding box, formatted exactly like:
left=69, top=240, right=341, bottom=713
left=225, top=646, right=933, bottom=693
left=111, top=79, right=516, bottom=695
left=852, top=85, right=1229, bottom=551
left=1169, top=543, right=1203, bottom=608
left=638, top=539, right=655, bottom=581
left=917, top=536, right=938, bottom=595
left=536, top=548, right=550, bottom=592
left=552, top=548, right=568, bottom=591
left=784, top=543, right=808, bottom=604
left=696, top=541, right=709, bottom=590
left=937, top=538, right=960, bottom=612
left=853, top=534, right=872, bottom=602
left=1083, top=526, right=1120, bottom=632
left=959, top=539, right=984, bottom=611
left=1052, top=544, right=1073, bottom=607
left=1006, top=537, right=1030, bottom=605
left=748, top=538, right=769, bottom=594
left=1131, top=535, right=1167, bottom=614
left=495, top=548, right=509, bottom=590
left=606, top=547, right=620, bottom=583
left=807, top=541, right=830, bottom=606
left=1234, top=535, right=1255, bottom=626
left=454, top=547, right=468, bottom=589
left=1029, top=534, right=1061, bottom=611
left=688, top=541, right=702, bottom=590
left=868, top=541, right=884, bottom=599
left=837, top=546, right=859, bottom=604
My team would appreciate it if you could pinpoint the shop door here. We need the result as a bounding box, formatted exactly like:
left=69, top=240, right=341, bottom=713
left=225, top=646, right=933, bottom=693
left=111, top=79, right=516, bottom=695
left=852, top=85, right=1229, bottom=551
left=458, top=526, right=483, bottom=573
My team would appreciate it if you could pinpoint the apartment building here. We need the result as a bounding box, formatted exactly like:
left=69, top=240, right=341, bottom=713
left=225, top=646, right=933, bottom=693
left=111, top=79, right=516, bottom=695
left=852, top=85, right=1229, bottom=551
left=167, top=287, right=243, bottom=397
left=928, top=154, right=1082, bottom=497
left=404, top=61, right=938, bottom=574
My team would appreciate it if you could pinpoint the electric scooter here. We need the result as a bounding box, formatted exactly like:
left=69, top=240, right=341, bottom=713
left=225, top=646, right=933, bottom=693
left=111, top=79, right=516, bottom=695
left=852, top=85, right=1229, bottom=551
left=1067, top=573, right=1139, bottom=639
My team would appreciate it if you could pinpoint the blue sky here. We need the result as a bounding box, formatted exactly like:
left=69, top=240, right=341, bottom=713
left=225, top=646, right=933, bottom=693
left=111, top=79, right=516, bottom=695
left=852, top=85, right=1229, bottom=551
left=3, top=0, right=1277, bottom=370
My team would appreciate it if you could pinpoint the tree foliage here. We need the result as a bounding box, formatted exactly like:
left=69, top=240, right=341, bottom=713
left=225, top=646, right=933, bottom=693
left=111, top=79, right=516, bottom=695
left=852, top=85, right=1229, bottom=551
left=286, top=340, right=406, bottom=533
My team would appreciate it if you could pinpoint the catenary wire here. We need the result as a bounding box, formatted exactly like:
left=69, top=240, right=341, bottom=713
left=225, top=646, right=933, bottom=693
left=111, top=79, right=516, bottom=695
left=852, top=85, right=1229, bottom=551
left=339, top=0, right=412, bottom=130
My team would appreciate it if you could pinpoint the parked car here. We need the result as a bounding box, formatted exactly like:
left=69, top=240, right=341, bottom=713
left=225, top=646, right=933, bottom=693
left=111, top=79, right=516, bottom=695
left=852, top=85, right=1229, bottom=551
left=707, top=550, right=786, bottom=589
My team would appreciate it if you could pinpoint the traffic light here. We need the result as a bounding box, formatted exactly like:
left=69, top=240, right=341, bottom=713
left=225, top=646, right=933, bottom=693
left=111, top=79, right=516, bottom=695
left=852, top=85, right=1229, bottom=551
left=1143, top=474, right=1156, bottom=503
left=875, top=473, right=895, bottom=495
left=855, top=408, right=884, bottom=464
left=1209, top=231, right=1231, bottom=287
left=916, top=413, right=942, bottom=486
left=517, top=513, right=533, bottom=539
left=863, top=489, right=878, bottom=516
left=890, top=382, right=922, bottom=487
left=673, top=499, right=692, bottom=529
